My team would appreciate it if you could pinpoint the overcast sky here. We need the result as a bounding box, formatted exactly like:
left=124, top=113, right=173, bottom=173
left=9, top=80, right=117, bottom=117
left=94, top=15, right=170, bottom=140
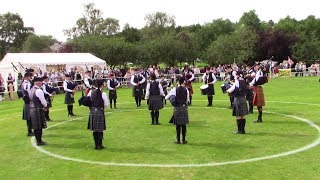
left=1, top=0, right=319, bottom=41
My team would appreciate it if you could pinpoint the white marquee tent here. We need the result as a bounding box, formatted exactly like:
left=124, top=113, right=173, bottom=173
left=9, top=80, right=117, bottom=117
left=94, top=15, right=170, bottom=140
left=0, top=53, right=107, bottom=90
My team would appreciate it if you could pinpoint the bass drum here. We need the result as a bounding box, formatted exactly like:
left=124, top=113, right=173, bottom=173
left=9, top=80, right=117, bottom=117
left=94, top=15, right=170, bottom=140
left=200, top=84, right=209, bottom=95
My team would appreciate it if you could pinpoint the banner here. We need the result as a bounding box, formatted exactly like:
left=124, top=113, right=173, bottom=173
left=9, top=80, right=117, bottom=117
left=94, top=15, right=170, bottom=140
left=279, top=69, right=291, bottom=77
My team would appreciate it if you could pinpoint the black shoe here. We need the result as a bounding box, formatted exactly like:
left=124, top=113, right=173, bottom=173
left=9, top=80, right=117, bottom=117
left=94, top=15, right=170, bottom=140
left=27, top=132, right=34, bottom=136
left=207, top=104, right=212, bottom=107
left=182, top=140, right=188, bottom=144
left=98, top=145, right=105, bottom=150
left=37, top=141, right=47, bottom=146
left=254, top=119, right=263, bottom=123
left=174, top=141, right=181, bottom=144
left=233, top=131, right=246, bottom=134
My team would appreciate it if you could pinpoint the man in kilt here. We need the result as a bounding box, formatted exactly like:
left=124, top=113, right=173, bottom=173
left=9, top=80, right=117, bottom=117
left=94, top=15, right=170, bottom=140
left=227, top=71, right=249, bottom=134
left=130, top=68, right=145, bottom=107
left=165, top=77, right=190, bottom=144
left=42, top=76, right=55, bottom=121
left=87, top=79, right=108, bottom=150
left=63, top=74, right=77, bottom=116
left=184, top=68, right=195, bottom=106
left=84, top=71, right=93, bottom=95
left=245, top=65, right=254, bottom=114
left=107, top=74, right=120, bottom=109
left=30, top=77, right=48, bottom=146
left=202, top=67, right=217, bottom=107
left=160, top=75, right=169, bottom=105
left=21, top=72, right=34, bottom=136
left=145, top=74, right=165, bottom=125
left=249, top=63, right=266, bottom=123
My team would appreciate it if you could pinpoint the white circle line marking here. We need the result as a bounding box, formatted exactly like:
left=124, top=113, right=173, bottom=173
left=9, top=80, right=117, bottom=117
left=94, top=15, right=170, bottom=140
left=31, top=109, right=320, bottom=168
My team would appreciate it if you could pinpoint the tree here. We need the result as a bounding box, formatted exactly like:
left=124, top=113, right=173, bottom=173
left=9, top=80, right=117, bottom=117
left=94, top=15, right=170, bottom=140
left=64, top=3, right=120, bottom=38
left=239, top=10, right=261, bottom=30
left=118, top=23, right=141, bottom=43
left=22, top=35, right=57, bottom=52
left=144, top=12, right=175, bottom=28
left=0, top=13, right=34, bottom=58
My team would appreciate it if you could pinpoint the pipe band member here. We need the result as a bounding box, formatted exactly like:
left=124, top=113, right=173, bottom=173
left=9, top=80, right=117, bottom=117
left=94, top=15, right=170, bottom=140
left=184, top=68, right=195, bottom=105
left=87, top=79, right=108, bottom=150
left=30, top=77, right=48, bottom=146
left=145, top=73, right=165, bottom=125
left=84, top=71, right=94, bottom=95
left=130, top=68, right=146, bottom=107
left=166, top=77, right=190, bottom=144
left=63, top=74, right=76, bottom=116
left=42, top=75, right=55, bottom=121
left=227, top=71, right=249, bottom=134
left=21, top=72, right=33, bottom=136
left=107, top=74, right=120, bottom=109
left=249, top=62, right=266, bottom=123
left=202, top=67, right=217, bottom=107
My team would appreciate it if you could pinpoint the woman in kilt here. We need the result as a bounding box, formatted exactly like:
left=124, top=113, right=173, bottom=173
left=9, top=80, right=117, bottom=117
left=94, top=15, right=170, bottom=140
left=107, top=74, right=120, bottom=109
left=145, top=74, right=165, bottom=125
left=63, top=74, right=76, bottom=116
left=165, top=77, right=190, bottom=144
left=202, top=67, right=217, bottom=107
left=249, top=63, right=265, bottom=123
left=42, top=76, right=55, bottom=121
left=87, top=79, right=108, bottom=150
left=30, top=77, right=48, bottom=145
left=227, top=71, right=249, bottom=134
left=130, top=68, right=146, bottom=107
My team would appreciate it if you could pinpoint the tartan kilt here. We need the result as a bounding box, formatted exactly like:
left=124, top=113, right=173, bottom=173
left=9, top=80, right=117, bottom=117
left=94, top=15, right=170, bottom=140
left=30, top=108, right=47, bottom=129
left=232, top=96, right=249, bottom=116
left=87, top=107, right=106, bottom=131
left=65, top=92, right=75, bottom=104
left=148, top=95, right=164, bottom=111
left=173, top=106, right=189, bottom=125
left=132, top=86, right=143, bottom=97
left=207, top=84, right=215, bottom=96
left=22, top=104, right=31, bottom=121
left=109, top=90, right=117, bottom=100
left=253, top=86, right=265, bottom=106
left=187, top=83, right=194, bottom=94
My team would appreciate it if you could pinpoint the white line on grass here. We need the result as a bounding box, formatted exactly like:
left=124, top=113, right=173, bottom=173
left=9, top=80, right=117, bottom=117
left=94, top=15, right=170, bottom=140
left=30, top=106, right=320, bottom=168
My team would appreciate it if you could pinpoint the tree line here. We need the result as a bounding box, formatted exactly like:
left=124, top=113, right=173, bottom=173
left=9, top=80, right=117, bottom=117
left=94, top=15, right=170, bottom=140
left=1, top=3, right=320, bottom=67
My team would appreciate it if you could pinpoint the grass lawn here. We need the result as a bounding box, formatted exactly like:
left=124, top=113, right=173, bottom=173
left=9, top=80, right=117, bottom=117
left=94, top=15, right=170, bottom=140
left=0, top=76, right=320, bottom=179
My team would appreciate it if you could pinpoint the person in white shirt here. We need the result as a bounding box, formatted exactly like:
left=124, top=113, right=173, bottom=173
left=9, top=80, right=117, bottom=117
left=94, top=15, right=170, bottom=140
left=63, top=74, right=76, bottom=116
left=249, top=63, right=266, bottom=123
left=42, top=76, right=55, bottom=121
left=202, top=67, right=217, bottom=107
left=21, top=72, right=34, bottom=136
left=87, top=79, right=108, bottom=150
left=130, top=68, right=146, bottom=107
left=84, top=71, right=93, bottom=95
left=145, top=74, right=165, bottom=125
left=107, top=74, right=120, bottom=109
left=30, top=77, right=48, bottom=146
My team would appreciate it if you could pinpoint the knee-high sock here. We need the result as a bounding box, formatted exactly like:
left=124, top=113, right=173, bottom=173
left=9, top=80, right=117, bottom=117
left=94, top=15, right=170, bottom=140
left=93, top=132, right=98, bottom=148
left=67, top=105, right=71, bottom=115
left=135, top=97, right=139, bottom=106
left=242, top=119, right=246, bottom=132
left=189, top=96, right=192, bottom=105
left=207, top=96, right=210, bottom=105
left=34, top=129, right=41, bottom=143
left=99, top=132, right=104, bottom=147
left=70, top=105, right=74, bottom=115
left=258, top=106, right=263, bottom=120
left=109, top=99, right=113, bottom=108
left=237, top=120, right=241, bottom=132
left=176, top=125, right=181, bottom=141
left=27, top=120, right=32, bottom=133
left=249, top=101, right=253, bottom=112
left=150, top=111, right=155, bottom=124
left=114, top=99, right=117, bottom=108
left=155, top=111, right=159, bottom=124
left=138, top=97, right=141, bottom=106
left=182, top=125, right=187, bottom=141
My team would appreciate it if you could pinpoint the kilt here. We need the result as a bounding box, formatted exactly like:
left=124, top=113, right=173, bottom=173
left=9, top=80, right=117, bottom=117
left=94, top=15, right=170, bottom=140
left=232, top=96, right=249, bottom=116
left=246, top=89, right=253, bottom=101
left=207, top=84, right=215, bottom=96
left=186, top=83, right=194, bottom=94
left=65, top=92, right=75, bottom=104
left=173, top=106, right=189, bottom=125
left=132, top=86, right=143, bottom=97
left=87, top=107, right=106, bottom=131
left=22, top=104, right=31, bottom=121
left=109, top=90, right=117, bottom=100
left=148, top=95, right=164, bottom=111
left=30, top=108, right=46, bottom=129
left=253, top=86, right=265, bottom=106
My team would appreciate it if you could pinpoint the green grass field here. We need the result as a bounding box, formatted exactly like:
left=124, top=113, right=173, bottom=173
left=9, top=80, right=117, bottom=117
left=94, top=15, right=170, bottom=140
left=1, top=77, right=320, bottom=179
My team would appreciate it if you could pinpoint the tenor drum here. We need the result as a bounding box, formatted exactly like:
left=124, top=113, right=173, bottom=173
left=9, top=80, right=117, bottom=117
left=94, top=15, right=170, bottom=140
left=200, top=84, right=209, bottom=95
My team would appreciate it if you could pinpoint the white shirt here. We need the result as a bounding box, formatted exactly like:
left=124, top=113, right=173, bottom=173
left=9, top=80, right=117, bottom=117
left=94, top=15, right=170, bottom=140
left=130, top=74, right=146, bottom=86
left=202, top=72, right=217, bottom=84
left=42, top=82, right=52, bottom=96
left=23, top=80, right=32, bottom=95
left=63, top=81, right=73, bottom=92
left=249, top=69, right=263, bottom=87
left=34, top=86, right=47, bottom=107
left=84, top=77, right=92, bottom=88
left=145, top=80, right=165, bottom=100
left=227, top=79, right=239, bottom=93
left=186, top=72, right=195, bottom=81
left=165, top=86, right=190, bottom=103
left=107, top=78, right=120, bottom=90
left=87, top=89, right=109, bottom=107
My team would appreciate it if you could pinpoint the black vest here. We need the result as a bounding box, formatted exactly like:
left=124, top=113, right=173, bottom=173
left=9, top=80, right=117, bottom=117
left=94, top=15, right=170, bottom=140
left=133, top=75, right=140, bottom=83
left=7, top=76, right=13, bottom=85
left=67, top=81, right=76, bottom=90
left=109, top=79, right=117, bottom=88
left=149, top=81, right=160, bottom=95
left=91, top=89, right=104, bottom=108
left=176, top=86, right=187, bottom=106
left=206, top=72, right=214, bottom=84
left=88, top=79, right=93, bottom=86
left=32, top=87, right=44, bottom=108
left=229, top=71, right=235, bottom=81
left=232, top=80, right=248, bottom=97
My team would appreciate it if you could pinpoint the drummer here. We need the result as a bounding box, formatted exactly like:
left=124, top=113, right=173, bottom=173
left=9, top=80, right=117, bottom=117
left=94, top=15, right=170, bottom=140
left=184, top=67, right=195, bottom=105
left=226, top=66, right=237, bottom=109
left=202, top=67, right=217, bottom=107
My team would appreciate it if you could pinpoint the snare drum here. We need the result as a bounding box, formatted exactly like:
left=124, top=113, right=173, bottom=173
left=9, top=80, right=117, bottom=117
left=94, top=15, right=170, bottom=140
left=221, top=82, right=231, bottom=93
left=200, top=84, right=209, bottom=95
